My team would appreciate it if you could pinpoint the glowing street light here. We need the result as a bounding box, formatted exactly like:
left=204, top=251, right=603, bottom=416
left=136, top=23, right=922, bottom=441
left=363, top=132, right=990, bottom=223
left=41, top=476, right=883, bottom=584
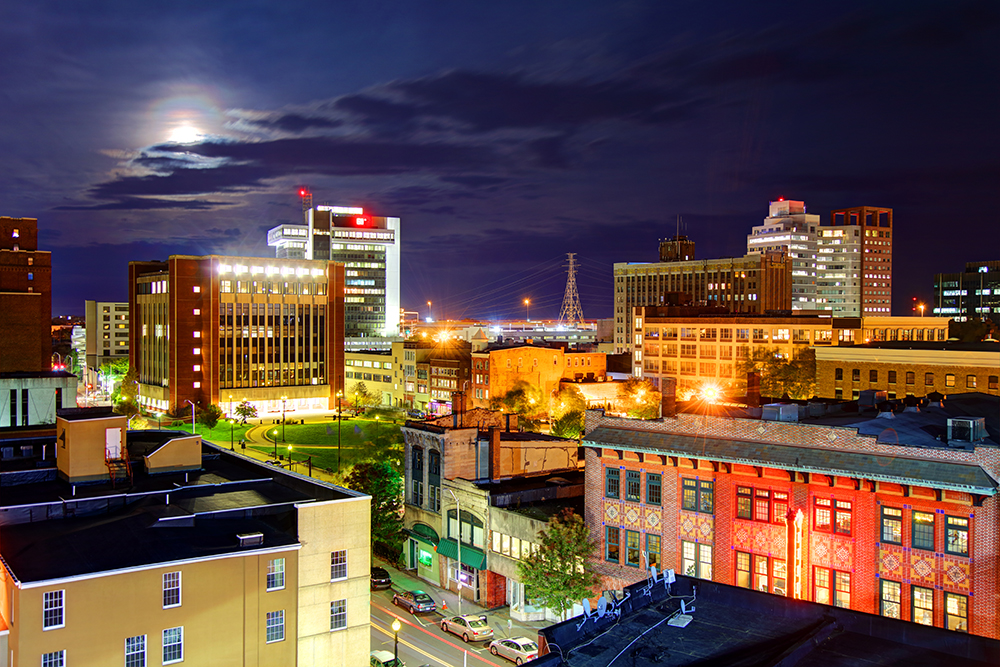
left=524, top=298, right=530, bottom=321
left=392, top=618, right=402, bottom=665
left=272, top=429, right=279, bottom=459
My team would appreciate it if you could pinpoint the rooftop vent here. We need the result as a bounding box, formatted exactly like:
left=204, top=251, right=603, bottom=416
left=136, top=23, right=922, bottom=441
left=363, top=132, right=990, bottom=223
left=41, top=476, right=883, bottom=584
left=947, top=417, right=987, bottom=443
left=237, top=532, right=264, bottom=547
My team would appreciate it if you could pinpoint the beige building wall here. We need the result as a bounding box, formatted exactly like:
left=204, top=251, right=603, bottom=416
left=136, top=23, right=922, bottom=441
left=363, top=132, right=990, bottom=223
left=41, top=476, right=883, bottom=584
left=9, top=548, right=299, bottom=667
left=295, top=497, right=371, bottom=667
left=55, top=414, right=129, bottom=482
left=143, top=434, right=201, bottom=473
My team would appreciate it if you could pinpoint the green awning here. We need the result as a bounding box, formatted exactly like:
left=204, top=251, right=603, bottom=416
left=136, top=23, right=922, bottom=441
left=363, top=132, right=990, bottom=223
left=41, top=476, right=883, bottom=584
left=435, top=539, right=486, bottom=569
left=405, top=528, right=438, bottom=547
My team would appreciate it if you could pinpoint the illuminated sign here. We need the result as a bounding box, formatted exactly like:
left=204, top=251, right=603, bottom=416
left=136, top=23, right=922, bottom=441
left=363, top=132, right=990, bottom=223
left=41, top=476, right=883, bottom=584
left=355, top=217, right=367, bottom=226
left=793, top=509, right=804, bottom=599
left=316, top=205, right=364, bottom=215
left=418, top=550, right=433, bottom=568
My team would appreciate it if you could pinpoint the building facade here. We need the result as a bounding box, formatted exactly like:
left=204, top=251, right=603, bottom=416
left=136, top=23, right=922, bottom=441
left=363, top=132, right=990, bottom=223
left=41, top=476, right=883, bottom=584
left=82, top=300, right=129, bottom=389
left=267, top=205, right=400, bottom=340
left=815, top=342, right=1000, bottom=400
left=128, top=255, right=345, bottom=416
left=0, top=217, right=52, bottom=374
left=613, top=253, right=792, bottom=353
left=746, top=200, right=820, bottom=310
left=933, top=260, right=1000, bottom=325
left=818, top=206, right=893, bottom=317
left=583, top=402, right=1000, bottom=640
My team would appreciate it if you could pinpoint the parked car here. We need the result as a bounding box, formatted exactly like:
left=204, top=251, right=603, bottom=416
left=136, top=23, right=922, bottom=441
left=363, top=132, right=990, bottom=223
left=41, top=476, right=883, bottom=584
left=441, top=614, right=494, bottom=643
left=488, top=637, right=539, bottom=664
left=371, top=566, right=393, bottom=590
left=370, top=649, right=405, bottom=667
left=392, top=589, right=436, bottom=614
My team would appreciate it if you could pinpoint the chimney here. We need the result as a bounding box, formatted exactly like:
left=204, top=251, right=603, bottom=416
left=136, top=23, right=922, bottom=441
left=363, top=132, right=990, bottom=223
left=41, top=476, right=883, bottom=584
left=505, top=413, right=512, bottom=432
left=660, top=377, right=677, bottom=418
left=746, top=372, right=761, bottom=408
left=489, top=426, right=501, bottom=481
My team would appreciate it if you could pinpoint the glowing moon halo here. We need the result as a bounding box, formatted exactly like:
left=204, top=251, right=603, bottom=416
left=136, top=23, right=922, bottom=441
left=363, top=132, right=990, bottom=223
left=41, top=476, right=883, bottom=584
left=168, top=125, right=202, bottom=144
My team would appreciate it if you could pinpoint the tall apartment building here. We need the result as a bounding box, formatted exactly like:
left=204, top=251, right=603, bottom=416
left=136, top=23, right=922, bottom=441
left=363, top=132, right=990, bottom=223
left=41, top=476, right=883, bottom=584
left=0, top=408, right=371, bottom=667
left=584, top=398, right=1000, bottom=640
left=817, top=206, right=893, bottom=317
left=267, top=205, right=400, bottom=341
left=933, top=260, right=1000, bottom=324
left=613, top=253, right=792, bottom=352
left=128, top=255, right=345, bottom=415
left=83, top=300, right=129, bottom=375
left=747, top=200, right=819, bottom=310
left=0, top=217, right=51, bottom=373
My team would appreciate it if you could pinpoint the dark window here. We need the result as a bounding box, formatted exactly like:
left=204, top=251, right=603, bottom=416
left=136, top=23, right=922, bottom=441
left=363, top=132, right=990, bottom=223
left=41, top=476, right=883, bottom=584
left=605, top=468, right=620, bottom=499
left=20, top=390, right=28, bottom=426
left=852, top=369, right=860, bottom=382
left=646, top=473, right=661, bottom=505
left=881, top=506, right=902, bottom=544
left=945, top=516, right=968, bottom=556
left=912, top=511, right=935, bottom=551
left=888, top=370, right=897, bottom=384
left=625, top=471, right=640, bottom=502
left=835, top=368, right=843, bottom=381
left=869, top=369, right=878, bottom=383
left=625, top=530, right=640, bottom=567
left=605, top=526, right=620, bottom=563
left=428, top=450, right=441, bottom=485
left=925, top=372, right=934, bottom=386
left=906, top=372, right=915, bottom=385
left=945, top=593, right=968, bottom=633
left=989, top=375, right=998, bottom=390
left=880, top=579, right=901, bottom=619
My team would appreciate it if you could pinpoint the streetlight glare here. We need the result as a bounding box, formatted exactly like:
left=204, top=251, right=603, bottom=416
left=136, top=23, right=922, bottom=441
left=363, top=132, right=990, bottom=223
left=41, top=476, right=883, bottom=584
left=391, top=618, right=401, bottom=632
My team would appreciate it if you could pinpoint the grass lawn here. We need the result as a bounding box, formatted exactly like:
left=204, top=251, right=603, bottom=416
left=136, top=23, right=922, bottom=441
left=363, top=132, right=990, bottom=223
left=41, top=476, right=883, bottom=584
left=158, top=420, right=254, bottom=446
left=250, top=419, right=402, bottom=473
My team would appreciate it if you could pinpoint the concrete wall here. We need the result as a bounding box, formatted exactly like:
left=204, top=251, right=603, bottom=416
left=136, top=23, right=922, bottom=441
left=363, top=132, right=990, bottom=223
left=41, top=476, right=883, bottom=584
left=144, top=434, right=201, bottom=473
left=56, top=414, right=128, bottom=483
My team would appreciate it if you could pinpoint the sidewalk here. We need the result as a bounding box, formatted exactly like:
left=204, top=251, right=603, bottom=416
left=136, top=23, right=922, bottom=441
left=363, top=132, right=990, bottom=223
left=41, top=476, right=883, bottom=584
left=374, top=558, right=551, bottom=641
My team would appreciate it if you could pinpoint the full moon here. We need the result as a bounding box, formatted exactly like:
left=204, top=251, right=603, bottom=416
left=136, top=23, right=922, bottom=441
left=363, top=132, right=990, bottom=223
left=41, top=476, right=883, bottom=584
left=168, top=125, right=202, bottom=144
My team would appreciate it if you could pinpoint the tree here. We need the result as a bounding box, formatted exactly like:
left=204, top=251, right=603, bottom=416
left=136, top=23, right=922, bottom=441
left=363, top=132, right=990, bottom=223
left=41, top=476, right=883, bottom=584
left=197, top=404, right=224, bottom=429
left=517, top=508, right=600, bottom=621
left=616, top=377, right=661, bottom=419
left=551, top=384, right=587, bottom=421
left=494, top=381, right=545, bottom=430
left=345, top=460, right=404, bottom=558
left=738, top=346, right=816, bottom=400
left=950, top=317, right=999, bottom=342
left=234, top=400, right=257, bottom=424
left=551, top=410, right=584, bottom=439
left=348, top=381, right=382, bottom=409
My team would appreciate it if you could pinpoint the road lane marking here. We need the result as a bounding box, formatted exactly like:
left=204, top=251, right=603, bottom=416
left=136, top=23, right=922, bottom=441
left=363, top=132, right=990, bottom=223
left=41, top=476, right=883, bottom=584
left=372, top=612, right=499, bottom=665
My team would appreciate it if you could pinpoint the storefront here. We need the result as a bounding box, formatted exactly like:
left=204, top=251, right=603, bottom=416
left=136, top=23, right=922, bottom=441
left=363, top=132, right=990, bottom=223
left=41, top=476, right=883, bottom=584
left=405, top=523, right=441, bottom=585
left=436, top=537, right=486, bottom=603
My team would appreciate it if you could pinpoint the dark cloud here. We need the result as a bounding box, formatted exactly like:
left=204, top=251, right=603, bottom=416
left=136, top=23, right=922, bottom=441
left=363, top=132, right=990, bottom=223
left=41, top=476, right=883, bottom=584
left=243, top=113, right=342, bottom=133
left=439, top=175, right=508, bottom=188
left=54, top=196, right=238, bottom=211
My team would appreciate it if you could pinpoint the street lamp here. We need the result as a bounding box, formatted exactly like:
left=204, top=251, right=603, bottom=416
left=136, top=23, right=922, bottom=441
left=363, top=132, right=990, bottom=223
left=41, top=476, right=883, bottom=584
left=184, top=399, right=196, bottom=434
left=918, top=303, right=926, bottom=317
left=391, top=618, right=401, bottom=665
left=281, top=395, right=287, bottom=443
left=229, top=419, right=235, bottom=450
left=287, top=445, right=293, bottom=470
left=336, top=389, right=343, bottom=472
left=228, top=394, right=233, bottom=419
left=272, top=429, right=279, bottom=459
left=427, top=300, right=432, bottom=320
left=524, top=298, right=530, bottom=322
left=445, top=488, right=463, bottom=616
left=375, top=415, right=380, bottom=441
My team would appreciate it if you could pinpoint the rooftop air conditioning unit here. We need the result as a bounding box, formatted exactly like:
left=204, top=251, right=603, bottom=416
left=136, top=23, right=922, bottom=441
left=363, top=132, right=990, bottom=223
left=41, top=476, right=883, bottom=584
left=947, top=417, right=987, bottom=443
left=237, top=532, right=264, bottom=547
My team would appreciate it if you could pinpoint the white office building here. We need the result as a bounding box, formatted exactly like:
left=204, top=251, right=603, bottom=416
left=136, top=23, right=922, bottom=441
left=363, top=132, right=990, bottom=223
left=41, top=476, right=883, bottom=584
left=746, top=199, right=819, bottom=310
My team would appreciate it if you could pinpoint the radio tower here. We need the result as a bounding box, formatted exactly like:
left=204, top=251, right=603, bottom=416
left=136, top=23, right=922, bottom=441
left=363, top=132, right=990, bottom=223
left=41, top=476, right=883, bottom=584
left=558, top=253, right=585, bottom=326
left=298, top=187, right=312, bottom=224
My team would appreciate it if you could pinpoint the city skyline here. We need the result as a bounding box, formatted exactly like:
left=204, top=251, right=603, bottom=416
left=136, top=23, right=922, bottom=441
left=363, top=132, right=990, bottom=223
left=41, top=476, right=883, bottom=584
left=2, top=0, right=998, bottom=319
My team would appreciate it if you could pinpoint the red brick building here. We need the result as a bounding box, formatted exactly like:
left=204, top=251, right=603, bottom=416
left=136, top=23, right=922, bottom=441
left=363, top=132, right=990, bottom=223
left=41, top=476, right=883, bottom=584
left=0, top=217, right=51, bottom=373
left=583, top=398, right=1000, bottom=639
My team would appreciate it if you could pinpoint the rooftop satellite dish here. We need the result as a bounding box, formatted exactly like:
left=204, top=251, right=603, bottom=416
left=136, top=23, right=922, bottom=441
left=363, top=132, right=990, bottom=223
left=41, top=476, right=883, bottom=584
left=650, top=565, right=659, bottom=582
left=596, top=596, right=609, bottom=618
left=582, top=598, right=592, bottom=618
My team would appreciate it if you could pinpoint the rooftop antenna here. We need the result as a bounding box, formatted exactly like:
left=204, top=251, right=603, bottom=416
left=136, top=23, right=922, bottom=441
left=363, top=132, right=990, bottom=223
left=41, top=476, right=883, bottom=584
left=298, top=187, right=312, bottom=225
left=557, top=253, right=585, bottom=327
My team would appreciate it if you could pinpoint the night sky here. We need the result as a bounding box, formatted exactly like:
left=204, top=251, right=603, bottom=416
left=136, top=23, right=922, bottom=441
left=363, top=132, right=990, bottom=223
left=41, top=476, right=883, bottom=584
left=2, top=1, right=998, bottom=320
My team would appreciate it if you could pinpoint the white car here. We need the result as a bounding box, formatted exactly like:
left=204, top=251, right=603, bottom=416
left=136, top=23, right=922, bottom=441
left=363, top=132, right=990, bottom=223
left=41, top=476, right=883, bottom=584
left=489, top=636, right=539, bottom=665
left=440, top=614, right=494, bottom=642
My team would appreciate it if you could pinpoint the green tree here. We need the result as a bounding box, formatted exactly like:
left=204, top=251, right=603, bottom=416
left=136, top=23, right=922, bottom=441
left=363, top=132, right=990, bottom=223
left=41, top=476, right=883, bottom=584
left=235, top=400, right=258, bottom=423
left=345, top=460, right=404, bottom=558
left=197, top=404, right=224, bottom=429
left=495, top=381, right=545, bottom=430
left=949, top=317, right=999, bottom=343
left=517, top=508, right=600, bottom=621
left=551, top=410, right=584, bottom=439
left=738, top=346, right=816, bottom=400
left=616, top=377, right=661, bottom=419
left=112, top=365, right=139, bottom=410
left=348, top=381, right=382, bottom=409
left=551, top=384, right=587, bottom=421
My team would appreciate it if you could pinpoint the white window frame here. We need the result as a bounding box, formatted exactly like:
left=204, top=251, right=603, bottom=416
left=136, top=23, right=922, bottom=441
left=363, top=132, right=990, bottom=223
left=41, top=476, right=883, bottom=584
left=163, top=572, right=182, bottom=608
left=41, top=650, right=66, bottom=667
left=267, top=558, right=285, bottom=591
left=162, top=626, right=184, bottom=665
left=330, top=599, right=347, bottom=631
left=265, top=610, right=285, bottom=643
left=43, top=589, right=65, bottom=630
left=125, top=634, right=146, bottom=667
left=330, top=550, right=347, bottom=581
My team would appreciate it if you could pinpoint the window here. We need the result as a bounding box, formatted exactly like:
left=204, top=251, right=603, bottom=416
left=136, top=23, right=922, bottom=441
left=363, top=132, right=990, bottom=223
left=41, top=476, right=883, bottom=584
left=736, top=486, right=752, bottom=519
left=966, top=375, right=977, bottom=389
left=835, top=368, right=843, bottom=381
left=869, top=369, right=878, bottom=383
left=163, top=572, right=181, bottom=608
left=125, top=634, right=146, bottom=667
left=834, top=500, right=852, bottom=535
left=605, top=468, right=620, bottom=499
left=625, top=470, right=640, bottom=502
left=266, top=610, right=285, bottom=642
left=682, top=478, right=713, bottom=513
left=43, top=590, right=64, bottom=629
left=912, top=586, right=934, bottom=626
left=924, top=372, right=934, bottom=386
left=912, top=511, right=935, bottom=551
left=163, top=627, right=184, bottom=664
left=330, top=599, right=347, bottom=631
left=646, top=534, right=660, bottom=570
left=834, top=571, right=851, bottom=608
left=852, top=369, right=860, bottom=382
left=646, top=473, right=661, bottom=505
left=989, top=375, right=998, bottom=390
left=681, top=541, right=712, bottom=579
left=812, top=498, right=851, bottom=535
left=881, top=506, right=902, bottom=544
left=905, top=371, right=915, bottom=385
left=267, top=558, right=285, bottom=590
left=754, top=489, right=770, bottom=522
left=605, top=526, right=620, bottom=563
left=736, top=552, right=751, bottom=588
left=41, top=651, right=66, bottom=667
left=772, top=491, right=788, bottom=524
left=888, top=370, right=897, bottom=384
left=945, top=593, right=968, bottom=632
left=814, top=567, right=830, bottom=605
left=330, top=550, right=348, bottom=580
left=945, top=374, right=955, bottom=388
left=814, top=498, right=831, bottom=532
left=625, top=530, right=641, bottom=567
left=945, top=516, right=969, bottom=556
left=880, top=580, right=901, bottom=619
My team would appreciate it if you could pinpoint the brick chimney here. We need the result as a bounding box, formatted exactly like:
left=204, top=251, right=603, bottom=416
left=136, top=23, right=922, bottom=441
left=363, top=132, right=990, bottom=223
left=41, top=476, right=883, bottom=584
left=661, top=377, right=677, bottom=418
left=488, top=426, right=501, bottom=481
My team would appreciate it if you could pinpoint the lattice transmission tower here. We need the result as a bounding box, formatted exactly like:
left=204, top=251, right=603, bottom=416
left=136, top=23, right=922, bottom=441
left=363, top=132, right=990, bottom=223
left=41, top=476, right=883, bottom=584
left=558, top=253, right=585, bottom=326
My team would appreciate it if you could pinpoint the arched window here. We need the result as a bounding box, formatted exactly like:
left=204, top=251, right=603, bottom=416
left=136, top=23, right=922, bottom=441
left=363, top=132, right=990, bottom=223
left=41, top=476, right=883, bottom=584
left=447, top=509, right=485, bottom=548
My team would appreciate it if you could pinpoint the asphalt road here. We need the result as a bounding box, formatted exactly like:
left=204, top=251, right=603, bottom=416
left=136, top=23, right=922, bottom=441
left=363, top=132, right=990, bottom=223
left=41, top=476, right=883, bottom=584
left=371, top=587, right=526, bottom=667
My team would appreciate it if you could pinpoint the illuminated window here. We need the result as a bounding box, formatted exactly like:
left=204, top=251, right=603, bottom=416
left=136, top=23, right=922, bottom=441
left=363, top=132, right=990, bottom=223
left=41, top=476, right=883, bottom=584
left=945, top=374, right=955, bottom=388
left=193, top=382, right=201, bottom=389
left=265, top=610, right=284, bottom=643
left=814, top=498, right=831, bottom=532
left=646, top=534, right=660, bottom=569
left=682, top=541, right=712, bottom=579
left=813, top=567, right=830, bottom=605
left=945, top=593, right=968, bottom=632
left=267, top=558, right=285, bottom=591
left=192, top=286, right=200, bottom=293
left=966, top=375, right=977, bottom=389
left=605, top=526, right=620, bottom=563
left=193, top=348, right=201, bottom=355
left=880, top=580, right=901, bottom=619
left=193, top=365, right=201, bottom=372
left=162, top=572, right=181, bottom=608
left=945, top=516, right=968, bottom=556
left=681, top=479, right=713, bottom=513
left=834, top=571, right=851, bottom=608
left=624, top=530, right=641, bottom=567
left=881, top=506, right=902, bottom=544
left=193, top=331, right=201, bottom=338
left=193, top=308, right=200, bottom=315
left=912, top=511, right=935, bottom=551
left=43, top=590, right=65, bottom=629
left=736, top=551, right=751, bottom=588
left=912, top=586, right=934, bottom=626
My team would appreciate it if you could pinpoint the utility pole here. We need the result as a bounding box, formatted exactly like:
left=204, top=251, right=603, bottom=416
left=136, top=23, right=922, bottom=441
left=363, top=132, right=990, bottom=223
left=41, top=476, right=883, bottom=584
left=557, top=252, right=584, bottom=327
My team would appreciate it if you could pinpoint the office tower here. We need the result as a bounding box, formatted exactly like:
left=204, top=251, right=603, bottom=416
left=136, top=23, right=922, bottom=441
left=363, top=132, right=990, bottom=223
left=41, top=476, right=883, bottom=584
left=268, top=205, right=400, bottom=340
left=817, top=206, right=892, bottom=317
left=128, top=255, right=345, bottom=414
left=659, top=235, right=696, bottom=262
left=84, top=300, right=129, bottom=370
left=747, top=199, right=819, bottom=310
left=933, top=260, right=1000, bottom=324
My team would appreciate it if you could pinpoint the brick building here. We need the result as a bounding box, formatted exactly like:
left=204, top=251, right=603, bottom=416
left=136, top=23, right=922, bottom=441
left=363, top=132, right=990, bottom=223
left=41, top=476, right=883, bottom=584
left=128, top=255, right=345, bottom=415
left=815, top=341, right=1000, bottom=400
left=582, top=396, right=1000, bottom=639
left=0, top=217, right=52, bottom=374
